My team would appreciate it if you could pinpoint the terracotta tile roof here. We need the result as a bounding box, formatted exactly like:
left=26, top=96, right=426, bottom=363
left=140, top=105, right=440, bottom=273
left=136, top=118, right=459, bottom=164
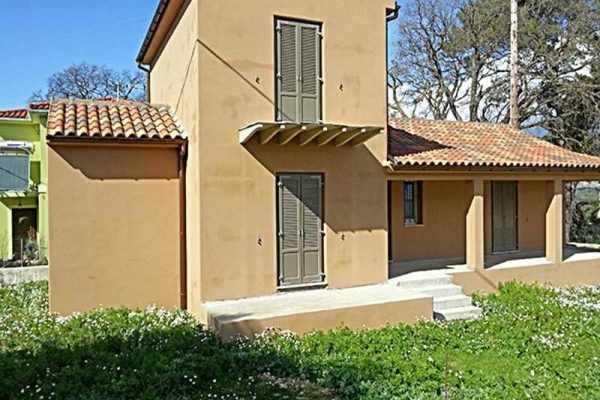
left=389, top=118, right=600, bottom=170
left=0, top=109, right=29, bottom=120
left=47, top=99, right=186, bottom=141
left=29, top=102, right=50, bottom=111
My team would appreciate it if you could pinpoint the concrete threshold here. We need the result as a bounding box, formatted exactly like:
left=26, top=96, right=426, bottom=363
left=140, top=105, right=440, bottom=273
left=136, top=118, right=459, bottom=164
left=202, top=284, right=432, bottom=340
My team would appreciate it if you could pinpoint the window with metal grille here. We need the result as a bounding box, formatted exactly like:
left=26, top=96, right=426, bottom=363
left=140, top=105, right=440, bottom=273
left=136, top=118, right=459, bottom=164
left=276, top=18, right=322, bottom=123
left=404, top=181, right=423, bottom=225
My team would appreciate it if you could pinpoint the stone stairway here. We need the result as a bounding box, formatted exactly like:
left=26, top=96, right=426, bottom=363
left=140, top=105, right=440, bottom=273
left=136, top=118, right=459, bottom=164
left=390, top=271, right=482, bottom=321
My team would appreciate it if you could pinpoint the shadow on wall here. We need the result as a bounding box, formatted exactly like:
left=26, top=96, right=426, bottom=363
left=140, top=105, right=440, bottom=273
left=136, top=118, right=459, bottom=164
left=196, top=38, right=277, bottom=111
left=52, top=145, right=179, bottom=180
left=244, top=139, right=387, bottom=234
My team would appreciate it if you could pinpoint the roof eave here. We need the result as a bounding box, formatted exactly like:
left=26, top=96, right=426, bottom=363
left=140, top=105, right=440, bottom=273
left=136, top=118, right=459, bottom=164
left=136, top=0, right=171, bottom=65
left=47, top=135, right=187, bottom=147
left=387, top=162, right=600, bottom=174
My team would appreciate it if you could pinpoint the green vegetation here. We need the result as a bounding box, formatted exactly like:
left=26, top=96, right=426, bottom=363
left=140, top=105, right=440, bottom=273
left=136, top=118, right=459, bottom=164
left=1, top=282, right=599, bottom=399
left=571, top=185, right=600, bottom=244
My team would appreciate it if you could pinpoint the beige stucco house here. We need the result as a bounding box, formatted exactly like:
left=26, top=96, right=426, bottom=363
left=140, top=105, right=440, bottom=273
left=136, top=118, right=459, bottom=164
left=48, top=0, right=600, bottom=337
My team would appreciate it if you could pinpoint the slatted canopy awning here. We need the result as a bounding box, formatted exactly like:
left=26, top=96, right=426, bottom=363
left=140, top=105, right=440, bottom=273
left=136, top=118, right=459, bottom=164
left=238, top=122, right=384, bottom=147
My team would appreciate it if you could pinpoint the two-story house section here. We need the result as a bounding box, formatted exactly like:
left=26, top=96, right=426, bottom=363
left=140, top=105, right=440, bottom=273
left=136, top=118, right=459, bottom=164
left=140, top=0, right=397, bottom=313
left=0, top=103, right=49, bottom=265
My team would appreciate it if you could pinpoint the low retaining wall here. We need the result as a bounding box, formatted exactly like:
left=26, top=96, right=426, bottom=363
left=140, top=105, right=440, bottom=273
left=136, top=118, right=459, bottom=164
left=0, top=265, right=49, bottom=286
left=452, top=258, right=600, bottom=295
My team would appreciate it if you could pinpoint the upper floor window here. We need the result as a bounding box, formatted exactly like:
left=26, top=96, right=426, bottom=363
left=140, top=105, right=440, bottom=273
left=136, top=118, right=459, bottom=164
left=0, top=153, right=30, bottom=192
left=276, top=18, right=322, bottom=123
left=404, top=181, right=423, bottom=226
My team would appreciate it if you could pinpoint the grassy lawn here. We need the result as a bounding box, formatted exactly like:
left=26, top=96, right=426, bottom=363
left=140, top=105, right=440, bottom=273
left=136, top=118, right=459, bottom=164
left=1, top=282, right=599, bottom=399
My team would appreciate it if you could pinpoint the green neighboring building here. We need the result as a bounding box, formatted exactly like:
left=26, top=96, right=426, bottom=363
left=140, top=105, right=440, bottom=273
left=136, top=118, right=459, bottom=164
left=0, top=102, right=49, bottom=265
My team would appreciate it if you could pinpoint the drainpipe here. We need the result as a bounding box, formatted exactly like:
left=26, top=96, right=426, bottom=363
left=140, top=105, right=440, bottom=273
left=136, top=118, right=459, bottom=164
left=178, top=140, right=188, bottom=310
left=137, top=63, right=151, bottom=102
left=386, top=2, right=400, bottom=154
left=386, top=2, right=400, bottom=22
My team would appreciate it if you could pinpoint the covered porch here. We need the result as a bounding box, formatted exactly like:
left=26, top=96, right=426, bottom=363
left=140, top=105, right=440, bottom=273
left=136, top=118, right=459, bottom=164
left=387, top=175, right=600, bottom=290
left=386, top=119, right=600, bottom=290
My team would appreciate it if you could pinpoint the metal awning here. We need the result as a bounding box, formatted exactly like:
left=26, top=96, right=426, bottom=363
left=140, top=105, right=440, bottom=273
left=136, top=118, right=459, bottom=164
left=238, top=122, right=384, bottom=147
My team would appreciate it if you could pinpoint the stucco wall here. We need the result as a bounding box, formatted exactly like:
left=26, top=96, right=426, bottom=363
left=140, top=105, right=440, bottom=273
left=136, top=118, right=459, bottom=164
left=0, top=265, right=48, bottom=286
left=150, top=0, right=395, bottom=307
left=150, top=0, right=201, bottom=312
left=196, top=0, right=393, bottom=302
left=453, top=258, right=600, bottom=295
left=390, top=180, right=471, bottom=262
left=150, top=0, right=202, bottom=311
left=48, top=143, right=181, bottom=314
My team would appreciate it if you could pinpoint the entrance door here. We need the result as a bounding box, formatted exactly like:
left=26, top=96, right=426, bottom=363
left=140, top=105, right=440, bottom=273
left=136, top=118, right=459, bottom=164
left=12, top=208, right=37, bottom=259
left=277, top=174, right=324, bottom=287
left=492, top=181, right=518, bottom=252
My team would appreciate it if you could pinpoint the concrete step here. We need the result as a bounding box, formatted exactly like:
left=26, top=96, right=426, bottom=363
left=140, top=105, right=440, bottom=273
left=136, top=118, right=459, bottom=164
left=393, top=275, right=453, bottom=290
left=411, top=284, right=463, bottom=297
left=433, top=294, right=473, bottom=310
left=435, top=305, right=482, bottom=321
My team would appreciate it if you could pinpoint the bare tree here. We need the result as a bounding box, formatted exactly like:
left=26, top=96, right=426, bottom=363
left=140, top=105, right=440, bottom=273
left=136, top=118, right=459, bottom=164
left=388, top=0, right=509, bottom=121
left=31, top=63, right=147, bottom=102
left=389, top=0, right=600, bottom=128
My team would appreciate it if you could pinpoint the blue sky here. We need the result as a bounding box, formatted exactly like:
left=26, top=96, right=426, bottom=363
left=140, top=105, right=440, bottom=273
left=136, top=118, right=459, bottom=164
left=0, top=0, right=157, bottom=109
left=0, top=1, right=402, bottom=110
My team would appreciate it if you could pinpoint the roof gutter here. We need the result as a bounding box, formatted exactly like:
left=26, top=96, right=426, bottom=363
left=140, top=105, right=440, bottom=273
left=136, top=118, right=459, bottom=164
left=386, top=2, right=400, bottom=22
left=137, top=63, right=152, bottom=102
left=136, top=0, right=170, bottom=65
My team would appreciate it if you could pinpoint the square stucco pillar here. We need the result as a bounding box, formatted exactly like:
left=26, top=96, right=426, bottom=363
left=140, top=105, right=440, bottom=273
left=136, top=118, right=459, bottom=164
left=546, top=179, right=563, bottom=264
left=466, top=179, right=485, bottom=270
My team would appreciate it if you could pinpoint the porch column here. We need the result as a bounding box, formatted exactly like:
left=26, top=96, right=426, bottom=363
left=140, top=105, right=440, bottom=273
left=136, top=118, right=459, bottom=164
left=545, top=178, right=563, bottom=264
left=466, top=179, right=485, bottom=270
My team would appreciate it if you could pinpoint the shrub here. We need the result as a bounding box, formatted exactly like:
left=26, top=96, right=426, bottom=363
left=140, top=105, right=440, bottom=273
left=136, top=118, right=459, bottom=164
left=0, top=282, right=599, bottom=399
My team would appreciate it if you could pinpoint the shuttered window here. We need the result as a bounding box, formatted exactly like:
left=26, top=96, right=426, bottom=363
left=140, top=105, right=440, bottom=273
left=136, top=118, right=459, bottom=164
left=276, top=19, right=322, bottom=123
left=0, top=154, right=29, bottom=191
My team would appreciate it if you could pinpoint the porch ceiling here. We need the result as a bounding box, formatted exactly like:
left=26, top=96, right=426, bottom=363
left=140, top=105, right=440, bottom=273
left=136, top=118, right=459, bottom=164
left=238, top=122, right=384, bottom=147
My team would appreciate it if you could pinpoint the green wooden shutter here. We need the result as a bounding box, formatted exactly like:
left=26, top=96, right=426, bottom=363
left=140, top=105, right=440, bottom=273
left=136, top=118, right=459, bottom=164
left=299, top=25, right=321, bottom=123
left=300, top=174, right=323, bottom=283
left=492, top=181, right=518, bottom=252
left=277, top=21, right=298, bottom=122
left=278, top=175, right=302, bottom=285
left=503, top=182, right=518, bottom=251
left=277, top=20, right=321, bottom=123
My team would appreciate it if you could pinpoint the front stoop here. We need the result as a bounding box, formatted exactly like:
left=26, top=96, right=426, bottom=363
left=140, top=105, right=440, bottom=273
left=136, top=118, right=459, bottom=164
left=390, top=271, right=482, bottom=321
left=201, top=284, right=433, bottom=340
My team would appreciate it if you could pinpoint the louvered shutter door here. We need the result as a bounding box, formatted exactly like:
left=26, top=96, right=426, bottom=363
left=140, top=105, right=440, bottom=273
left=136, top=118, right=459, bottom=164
left=503, top=182, right=518, bottom=251
left=492, top=182, right=518, bottom=252
left=300, top=174, right=323, bottom=283
left=299, top=25, right=320, bottom=123
left=277, top=21, right=298, bottom=122
left=278, top=175, right=302, bottom=285
left=492, top=183, right=504, bottom=252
